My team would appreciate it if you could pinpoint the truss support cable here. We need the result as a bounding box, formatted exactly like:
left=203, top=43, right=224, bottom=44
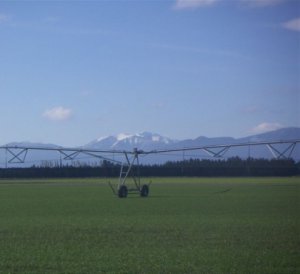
left=202, top=146, right=231, bottom=158
left=59, top=150, right=81, bottom=161
left=266, top=143, right=297, bottom=159
left=7, top=148, right=28, bottom=163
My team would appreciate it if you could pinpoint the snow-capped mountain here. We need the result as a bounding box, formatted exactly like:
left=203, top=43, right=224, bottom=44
left=1, top=128, right=300, bottom=167
left=85, top=132, right=177, bottom=151
left=83, top=128, right=300, bottom=162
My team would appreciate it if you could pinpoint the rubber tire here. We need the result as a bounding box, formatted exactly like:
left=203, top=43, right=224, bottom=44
left=140, top=184, right=149, bottom=197
left=118, top=185, right=128, bottom=198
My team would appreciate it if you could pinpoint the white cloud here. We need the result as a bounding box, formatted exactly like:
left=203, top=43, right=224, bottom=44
left=174, top=0, right=219, bottom=9
left=240, top=0, right=284, bottom=7
left=0, top=13, right=10, bottom=23
left=173, top=0, right=285, bottom=9
left=250, top=122, right=283, bottom=134
left=150, top=42, right=251, bottom=61
left=80, top=90, right=94, bottom=97
left=43, top=106, right=73, bottom=121
left=282, top=17, right=300, bottom=32
left=44, top=16, right=60, bottom=23
left=153, top=101, right=166, bottom=109
left=242, top=106, right=259, bottom=114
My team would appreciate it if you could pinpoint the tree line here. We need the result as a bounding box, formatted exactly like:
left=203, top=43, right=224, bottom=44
left=0, top=157, right=299, bottom=178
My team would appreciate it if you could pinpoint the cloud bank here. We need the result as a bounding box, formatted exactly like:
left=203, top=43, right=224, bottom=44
left=43, top=106, right=73, bottom=121
left=174, top=0, right=285, bottom=9
left=282, top=17, right=300, bottom=32
left=250, top=122, right=283, bottom=134
left=240, top=0, right=284, bottom=7
left=174, top=0, right=219, bottom=9
left=0, top=13, right=10, bottom=23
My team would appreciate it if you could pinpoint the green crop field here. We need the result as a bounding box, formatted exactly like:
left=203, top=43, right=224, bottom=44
left=0, top=177, right=299, bottom=274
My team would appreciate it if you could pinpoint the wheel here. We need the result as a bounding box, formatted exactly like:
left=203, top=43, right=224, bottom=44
left=118, top=185, right=128, bottom=198
left=140, top=184, right=149, bottom=197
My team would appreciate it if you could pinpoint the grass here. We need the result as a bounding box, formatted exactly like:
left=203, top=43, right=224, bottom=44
left=0, top=177, right=299, bottom=273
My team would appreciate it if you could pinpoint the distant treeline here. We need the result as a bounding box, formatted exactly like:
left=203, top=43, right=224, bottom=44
left=0, top=157, right=299, bottom=178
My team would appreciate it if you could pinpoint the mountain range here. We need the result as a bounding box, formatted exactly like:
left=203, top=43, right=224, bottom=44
left=1, top=127, right=300, bottom=166
left=84, top=131, right=176, bottom=151
left=84, top=127, right=300, bottom=163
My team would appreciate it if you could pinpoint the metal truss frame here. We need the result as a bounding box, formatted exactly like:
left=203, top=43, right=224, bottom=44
left=266, top=142, right=297, bottom=159
left=147, top=139, right=300, bottom=160
left=1, top=139, right=299, bottom=197
left=2, top=146, right=125, bottom=165
left=6, top=148, right=29, bottom=164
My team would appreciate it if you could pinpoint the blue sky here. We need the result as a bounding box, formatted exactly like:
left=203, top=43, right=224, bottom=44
left=0, top=0, right=299, bottom=146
